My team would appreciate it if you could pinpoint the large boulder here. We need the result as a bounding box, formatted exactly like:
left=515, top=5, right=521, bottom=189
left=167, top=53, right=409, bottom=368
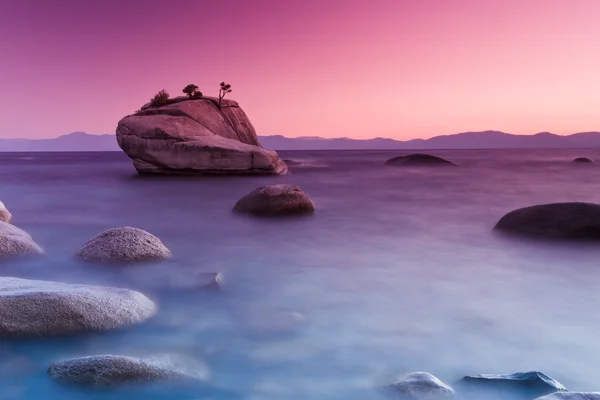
left=536, top=393, right=600, bottom=400
left=458, top=372, right=566, bottom=399
left=48, top=354, right=208, bottom=386
left=117, top=96, right=288, bottom=175
left=0, top=277, right=156, bottom=337
left=494, top=202, right=600, bottom=239
left=0, top=201, right=12, bottom=223
left=385, top=154, right=456, bottom=166
left=76, top=227, right=172, bottom=262
left=572, top=157, right=593, bottom=163
left=0, top=222, right=43, bottom=257
left=390, top=372, right=454, bottom=400
left=233, top=184, right=315, bottom=216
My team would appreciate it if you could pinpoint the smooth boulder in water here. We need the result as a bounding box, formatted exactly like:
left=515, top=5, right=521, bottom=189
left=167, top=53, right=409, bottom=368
left=390, top=372, right=454, bottom=399
left=76, top=226, right=172, bottom=262
left=535, top=393, right=600, bottom=400
left=0, top=277, right=156, bottom=337
left=233, top=184, right=315, bottom=216
left=48, top=354, right=208, bottom=386
left=458, top=371, right=566, bottom=399
left=0, top=201, right=12, bottom=223
left=572, top=157, right=593, bottom=163
left=494, top=202, right=600, bottom=239
left=0, top=222, right=43, bottom=257
left=384, top=154, right=456, bottom=166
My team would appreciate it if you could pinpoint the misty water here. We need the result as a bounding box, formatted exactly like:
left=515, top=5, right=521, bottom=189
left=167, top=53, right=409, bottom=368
left=1, top=149, right=600, bottom=399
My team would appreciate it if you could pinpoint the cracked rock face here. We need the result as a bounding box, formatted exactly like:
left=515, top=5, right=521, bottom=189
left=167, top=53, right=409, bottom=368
left=116, top=96, right=288, bottom=175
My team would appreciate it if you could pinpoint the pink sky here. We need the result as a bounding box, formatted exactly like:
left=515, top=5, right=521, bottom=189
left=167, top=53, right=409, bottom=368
left=1, top=0, right=600, bottom=140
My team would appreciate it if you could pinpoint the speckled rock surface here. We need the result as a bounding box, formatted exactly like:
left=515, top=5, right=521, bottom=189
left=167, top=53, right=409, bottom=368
left=0, top=277, right=156, bottom=337
left=390, top=372, right=454, bottom=399
left=0, top=201, right=12, bottom=223
left=233, top=184, right=315, bottom=216
left=76, top=227, right=172, bottom=262
left=48, top=354, right=207, bottom=386
left=0, top=222, right=43, bottom=257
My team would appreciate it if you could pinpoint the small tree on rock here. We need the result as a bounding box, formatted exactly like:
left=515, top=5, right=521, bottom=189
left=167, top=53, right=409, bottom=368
left=218, top=82, right=232, bottom=109
left=183, top=84, right=202, bottom=99
left=150, top=89, right=170, bottom=107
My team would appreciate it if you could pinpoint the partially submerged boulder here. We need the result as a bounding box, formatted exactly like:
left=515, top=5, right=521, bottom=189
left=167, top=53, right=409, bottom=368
left=0, top=222, right=43, bottom=257
left=117, top=97, right=288, bottom=175
left=0, top=201, right=12, bottom=223
left=494, top=202, right=600, bottom=239
left=458, top=371, right=566, bottom=399
left=390, top=372, right=454, bottom=400
left=48, top=354, right=208, bottom=386
left=76, top=227, right=172, bottom=262
left=385, top=154, right=456, bottom=166
left=233, top=184, right=315, bottom=216
left=246, top=310, right=307, bottom=336
left=0, top=277, right=156, bottom=337
left=535, top=393, right=600, bottom=400
left=572, top=157, right=593, bottom=163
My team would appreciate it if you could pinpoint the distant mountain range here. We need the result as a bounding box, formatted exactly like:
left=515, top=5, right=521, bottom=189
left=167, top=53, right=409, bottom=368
left=3, top=130, right=600, bottom=151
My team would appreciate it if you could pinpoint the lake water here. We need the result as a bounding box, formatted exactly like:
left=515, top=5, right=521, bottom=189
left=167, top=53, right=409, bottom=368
left=1, top=149, right=600, bottom=399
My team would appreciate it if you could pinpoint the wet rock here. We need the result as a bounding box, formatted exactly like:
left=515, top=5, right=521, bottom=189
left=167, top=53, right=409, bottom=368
left=0, top=201, right=12, bottom=223
left=458, top=371, right=566, bottom=399
left=572, top=157, right=593, bottom=163
left=390, top=372, right=454, bottom=399
left=0, top=277, right=156, bottom=337
left=0, top=222, right=43, bottom=257
left=76, top=227, right=172, bottom=262
left=494, top=202, right=600, bottom=239
left=246, top=310, right=307, bottom=336
left=195, top=272, right=223, bottom=291
left=48, top=354, right=208, bottom=386
left=535, top=393, right=600, bottom=400
left=233, top=184, right=315, bottom=216
left=385, top=154, right=456, bottom=166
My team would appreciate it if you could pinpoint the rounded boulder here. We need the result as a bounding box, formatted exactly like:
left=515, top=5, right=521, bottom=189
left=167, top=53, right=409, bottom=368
left=76, top=227, right=172, bottom=262
left=385, top=154, right=456, bottom=166
left=390, top=372, right=454, bottom=400
left=0, top=201, right=12, bottom=223
left=0, top=222, right=43, bottom=258
left=233, top=184, right=315, bottom=216
left=0, top=277, right=156, bottom=337
left=48, top=354, right=207, bottom=386
left=494, top=202, right=600, bottom=239
left=572, top=157, right=593, bottom=163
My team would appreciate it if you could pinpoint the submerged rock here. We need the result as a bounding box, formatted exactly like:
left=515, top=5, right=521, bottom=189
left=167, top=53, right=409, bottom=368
left=572, top=157, right=593, bottom=163
left=385, top=154, right=456, bottom=166
left=196, top=272, right=223, bottom=291
left=0, top=222, right=43, bottom=257
left=48, top=354, right=208, bottom=386
left=233, top=184, right=315, bottom=216
left=0, top=201, right=12, bottom=223
left=494, top=202, right=600, bottom=239
left=0, top=277, right=156, bottom=337
left=458, top=371, right=566, bottom=399
left=76, top=227, right=172, bottom=262
left=117, top=97, right=288, bottom=175
left=536, top=393, right=600, bottom=400
left=390, top=372, right=454, bottom=400
left=246, top=310, right=308, bottom=336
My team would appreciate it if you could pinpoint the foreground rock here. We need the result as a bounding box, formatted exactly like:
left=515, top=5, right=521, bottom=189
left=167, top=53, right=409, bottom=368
left=76, top=227, right=172, bottom=262
left=0, top=277, right=156, bottom=337
left=233, top=184, right=315, bottom=216
left=385, top=154, right=456, bottom=166
left=0, top=201, right=12, bottom=223
left=48, top=354, right=208, bottom=386
left=458, top=371, right=566, bottom=399
left=117, top=97, right=288, bottom=175
left=536, top=393, right=600, bottom=400
left=0, top=222, right=43, bottom=257
left=390, top=372, right=454, bottom=399
left=572, top=157, right=593, bottom=163
left=494, top=202, right=600, bottom=239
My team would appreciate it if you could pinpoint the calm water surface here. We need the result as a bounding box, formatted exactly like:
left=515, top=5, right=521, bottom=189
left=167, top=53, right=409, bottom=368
left=1, top=149, right=600, bottom=399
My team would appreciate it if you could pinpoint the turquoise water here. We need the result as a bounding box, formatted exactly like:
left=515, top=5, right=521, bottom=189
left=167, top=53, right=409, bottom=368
left=1, top=149, right=600, bottom=399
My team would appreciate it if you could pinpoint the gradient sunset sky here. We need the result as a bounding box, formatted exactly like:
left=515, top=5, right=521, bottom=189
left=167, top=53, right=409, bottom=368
left=1, top=0, right=600, bottom=139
